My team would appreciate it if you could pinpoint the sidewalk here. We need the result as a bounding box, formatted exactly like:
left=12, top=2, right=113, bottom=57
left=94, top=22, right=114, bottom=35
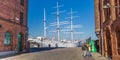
left=91, top=52, right=108, bottom=60
left=0, top=51, right=16, bottom=57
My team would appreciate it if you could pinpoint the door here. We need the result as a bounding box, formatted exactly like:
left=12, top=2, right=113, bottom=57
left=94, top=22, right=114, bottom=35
left=18, top=33, right=22, bottom=52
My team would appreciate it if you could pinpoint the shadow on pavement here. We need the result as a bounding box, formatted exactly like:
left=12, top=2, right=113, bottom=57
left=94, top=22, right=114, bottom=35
left=84, top=56, right=95, bottom=60
left=30, top=47, right=64, bottom=53
left=0, top=53, right=23, bottom=59
left=0, top=47, right=64, bottom=59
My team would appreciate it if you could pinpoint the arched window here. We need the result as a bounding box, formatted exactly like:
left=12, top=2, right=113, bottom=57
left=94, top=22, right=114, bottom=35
left=4, top=32, right=11, bottom=45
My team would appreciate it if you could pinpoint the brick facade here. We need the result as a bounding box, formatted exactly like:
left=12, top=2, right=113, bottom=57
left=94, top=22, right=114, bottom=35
left=0, top=0, right=28, bottom=52
left=94, top=0, right=120, bottom=60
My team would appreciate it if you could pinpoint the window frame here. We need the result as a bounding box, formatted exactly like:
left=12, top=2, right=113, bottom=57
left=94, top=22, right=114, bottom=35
left=4, top=32, right=11, bottom=46
left=20, top=0, right=24, bottom=6
left=20, top=12, right=24, bottom=24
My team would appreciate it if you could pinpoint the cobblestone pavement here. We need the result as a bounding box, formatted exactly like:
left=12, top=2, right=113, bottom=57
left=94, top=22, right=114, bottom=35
left=0, top=48, right=95, bottom=60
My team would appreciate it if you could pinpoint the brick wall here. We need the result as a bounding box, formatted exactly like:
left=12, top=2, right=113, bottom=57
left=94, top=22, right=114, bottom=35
left=94, top=0, right=120, bottom=60
left=0, top=0, right=28, bottom=52
left=0, top=0, right=28, bottom=26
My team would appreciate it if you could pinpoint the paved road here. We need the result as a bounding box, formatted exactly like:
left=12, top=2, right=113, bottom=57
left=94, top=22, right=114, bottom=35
left=84, top=56, right=95, bottom=60
left=30, top=48, right=94, bottom=60
left=0, top=47, right=94, bottom=60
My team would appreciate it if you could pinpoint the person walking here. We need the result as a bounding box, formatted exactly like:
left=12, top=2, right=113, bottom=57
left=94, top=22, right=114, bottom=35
left=82, top=44, right=86, bottom=56
left=86, top=44, right=92, bottom=57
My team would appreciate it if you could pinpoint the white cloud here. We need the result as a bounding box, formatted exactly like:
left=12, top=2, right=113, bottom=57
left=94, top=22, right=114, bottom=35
left=49, top=30, right=56, bottom=32
left=65, top=25, right=83, bottom=28
left=61, top=29, right=70, bottom=32
left=49, top=21, right=69, bottom=26
left=74, top=32, right=84, bottom=34
left=65, top=16, right=80, bottom=19
left=63, top=32, right=70, bottom=34
left=63, top=32, right=84, bottom=35
left=60, top=21, right=69, bottom=25
left=73, top=25, right=83, bottom=28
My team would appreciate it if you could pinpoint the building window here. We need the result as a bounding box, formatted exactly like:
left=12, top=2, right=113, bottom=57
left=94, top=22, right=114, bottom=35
left=106, top=8, right=111, bottom=20
left=20, top=12, right=24, bottom=24
left=4, top=32, right=11, bottom=45
left=20, top=0, right=24, bottom=6
left=115, top=0, right=120, bottom=17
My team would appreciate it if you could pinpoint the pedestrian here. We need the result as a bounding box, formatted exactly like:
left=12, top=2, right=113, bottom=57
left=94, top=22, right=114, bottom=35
left=48, top=44, right=51, bottom=48
left=38, top=44, right=40, bottom=48
left=82, top=44, right=86, bottom=56
left=86, top=44, right=92, bottom=57
left=55, top=43, right=58, bottom=48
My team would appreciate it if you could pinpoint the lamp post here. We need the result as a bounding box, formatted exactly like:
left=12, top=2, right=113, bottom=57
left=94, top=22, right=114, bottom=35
left=103, top=3, right=120, bottom=8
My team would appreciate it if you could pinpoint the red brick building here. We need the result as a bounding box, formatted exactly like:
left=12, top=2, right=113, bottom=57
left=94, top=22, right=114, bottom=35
left=94, top=0, right=120, bottom=60
left=0, top=0, right=28, bottom=52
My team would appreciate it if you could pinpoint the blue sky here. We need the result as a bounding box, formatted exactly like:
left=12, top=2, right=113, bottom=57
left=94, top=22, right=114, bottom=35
left=28, top=0, right=97, bottom=40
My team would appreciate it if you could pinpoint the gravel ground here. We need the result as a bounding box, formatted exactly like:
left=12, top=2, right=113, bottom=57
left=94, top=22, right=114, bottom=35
left=0, top=47, right=94, bottom=60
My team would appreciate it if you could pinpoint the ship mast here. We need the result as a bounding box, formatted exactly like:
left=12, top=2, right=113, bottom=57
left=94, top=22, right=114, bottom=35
left=44, top=8, right=47, bottom=38
left=70, top=8, right=73, bottom=41
left=56, top=2, right=60, bottom=41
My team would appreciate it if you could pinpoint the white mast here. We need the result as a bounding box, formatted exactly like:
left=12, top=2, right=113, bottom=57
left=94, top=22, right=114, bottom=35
left=51, top=2, right=65, bottom=41
left=66, top=8, right=79, bottom=40
left=70, top=8, right=73, bottom=41
left=56, top=2, right=60, bottom=41
left=44, top=8, right=47, bottom=38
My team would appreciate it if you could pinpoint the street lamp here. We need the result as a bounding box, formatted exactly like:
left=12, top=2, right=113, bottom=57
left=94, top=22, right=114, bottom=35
left=103, top=3, right=110, bottom=8
left=103, top=3, right=120, bottom=8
